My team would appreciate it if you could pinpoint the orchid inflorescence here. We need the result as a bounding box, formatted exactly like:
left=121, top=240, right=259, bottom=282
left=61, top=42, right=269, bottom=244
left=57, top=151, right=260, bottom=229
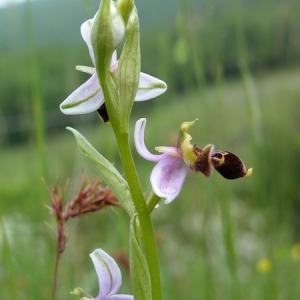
left=55, top=0, right=252, bottom=299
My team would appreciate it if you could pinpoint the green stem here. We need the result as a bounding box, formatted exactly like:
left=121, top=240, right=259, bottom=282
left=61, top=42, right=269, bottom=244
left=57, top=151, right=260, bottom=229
left=116, top=131, right=162, bottom=300
left=147, top=191, right=161, bottom=214
left=97, top=56, right=161, bottom=297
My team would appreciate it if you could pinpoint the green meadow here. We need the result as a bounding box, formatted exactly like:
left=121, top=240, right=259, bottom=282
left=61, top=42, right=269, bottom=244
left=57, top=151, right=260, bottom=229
left=1, top=66, right=300, bottom=299
left=1, top=0, right=300, bottom=299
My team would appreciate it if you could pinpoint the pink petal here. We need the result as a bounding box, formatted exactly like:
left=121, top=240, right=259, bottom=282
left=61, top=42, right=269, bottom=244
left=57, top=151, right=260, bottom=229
left=90, top=249, right=122, bottom=299
left=155, top=146, right=180, bottom=157
left=134, top=118, right=164, bottom=162
left=106, top=295, right=134, bottom=300
left=60, top=73, right=104, bottom=114
left=81, top=18, right=95, bottom=65
left=110, top=51, right=118, bottom=68
left=110, top=2, right=125, bottom=48
left=135, top=72, right=167, bottom=101
left=150, top=154, right=188, bottom=204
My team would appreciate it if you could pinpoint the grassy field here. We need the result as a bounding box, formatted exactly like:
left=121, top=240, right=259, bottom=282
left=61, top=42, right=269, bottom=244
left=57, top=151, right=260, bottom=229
left=1, top=66, right=300, bottom=299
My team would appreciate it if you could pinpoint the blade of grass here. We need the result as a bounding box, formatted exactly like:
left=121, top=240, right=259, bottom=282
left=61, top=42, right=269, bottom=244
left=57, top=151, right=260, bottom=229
left=25, top=0, right=47, bottom=179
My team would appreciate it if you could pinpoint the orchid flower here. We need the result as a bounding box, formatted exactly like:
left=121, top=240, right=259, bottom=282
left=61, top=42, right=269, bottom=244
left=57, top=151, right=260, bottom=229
left=134, top=118, right=252, bottom=204
left=60, top=9, right=167, bottom=116
left=82, top=249, right=133, bottom=300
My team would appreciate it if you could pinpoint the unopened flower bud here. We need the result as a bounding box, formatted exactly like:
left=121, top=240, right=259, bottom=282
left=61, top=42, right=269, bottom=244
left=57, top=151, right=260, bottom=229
left=91, top=0, right=125, bottom=74
left=110, top=1, right=126, bottom=48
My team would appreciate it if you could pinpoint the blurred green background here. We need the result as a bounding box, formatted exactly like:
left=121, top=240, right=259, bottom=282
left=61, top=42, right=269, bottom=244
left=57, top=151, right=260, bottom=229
left=1, top=0, right=300, bottom=299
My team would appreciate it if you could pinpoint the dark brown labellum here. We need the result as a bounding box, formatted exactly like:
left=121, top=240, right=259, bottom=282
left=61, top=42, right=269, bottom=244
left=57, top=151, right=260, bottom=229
left=97, top=103, right=110, bottom=123
left=211, top=150, right=247, bottom=179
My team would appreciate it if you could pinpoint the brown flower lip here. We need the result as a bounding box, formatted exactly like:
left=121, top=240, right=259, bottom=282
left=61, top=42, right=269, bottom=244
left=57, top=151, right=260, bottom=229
left=193, top=144, right=252, bottom=180
left=211, top=150, right=250, bottom=179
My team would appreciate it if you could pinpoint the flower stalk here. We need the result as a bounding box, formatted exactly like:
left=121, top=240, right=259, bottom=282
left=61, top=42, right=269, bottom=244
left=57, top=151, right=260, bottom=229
left=147, top=191, right=162, bottom=214
left=115, top=131, right=162, bottom=300
left=91, top=1, right=162, bottom=298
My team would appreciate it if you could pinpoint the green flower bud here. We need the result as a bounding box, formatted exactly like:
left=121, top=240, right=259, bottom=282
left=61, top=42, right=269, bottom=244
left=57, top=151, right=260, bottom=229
left=91, top=0, right=125, bottom=76
left=116, top=0, right=134, bottom=25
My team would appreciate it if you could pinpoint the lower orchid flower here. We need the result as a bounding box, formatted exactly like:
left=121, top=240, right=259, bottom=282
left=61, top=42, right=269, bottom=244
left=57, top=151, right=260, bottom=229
left=134, top=118, right=252, bottom=204
left=81, top=249, right=133, bottom=300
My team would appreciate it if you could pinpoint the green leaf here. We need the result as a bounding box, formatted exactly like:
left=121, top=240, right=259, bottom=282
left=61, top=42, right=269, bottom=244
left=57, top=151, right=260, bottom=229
left=67, top=127, right=135, bottom=217
left=129, top=214, right=152, bottom=300
left=116, top=5, right=140, bottom=133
